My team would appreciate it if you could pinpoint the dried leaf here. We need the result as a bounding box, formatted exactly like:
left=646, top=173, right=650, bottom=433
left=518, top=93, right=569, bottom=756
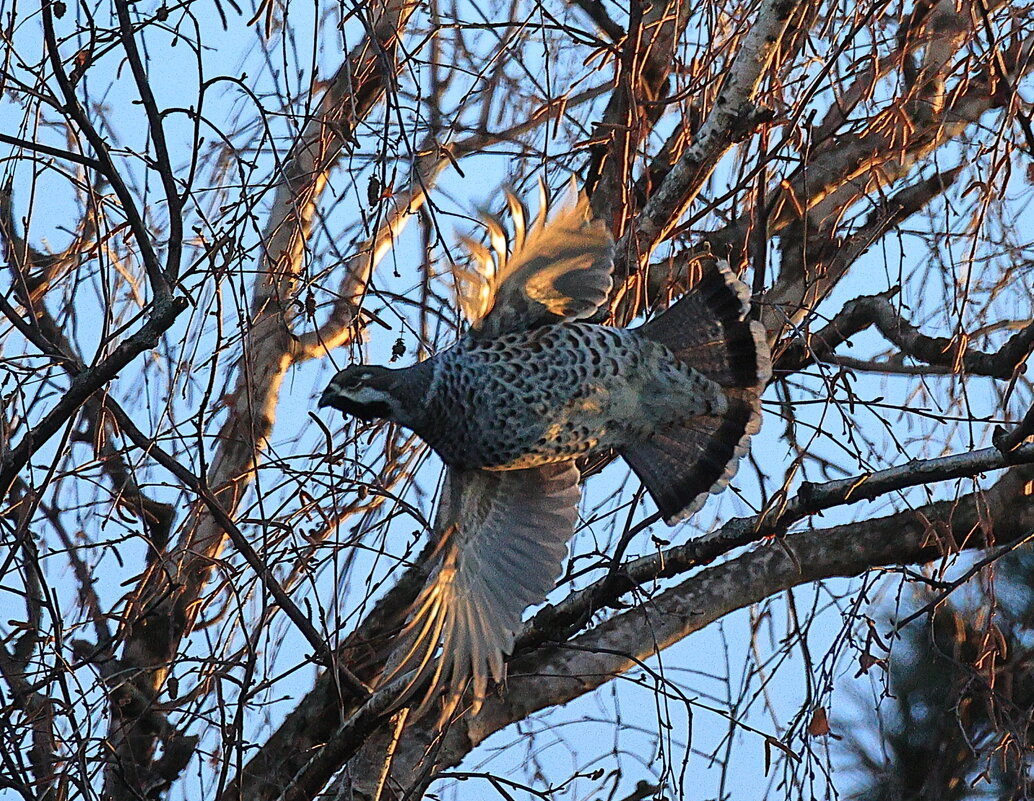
left=807, top=706, right=831, bottom=737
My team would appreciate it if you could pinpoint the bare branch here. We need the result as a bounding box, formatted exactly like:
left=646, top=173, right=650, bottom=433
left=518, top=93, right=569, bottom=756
left=0, top=295, right=188, bottom=498
left=620, top=0, right=804, bottom=277
left=5, top=0, right=1033, bottom=796
left=776, top=290, right=1034, bottom=379
left=103, top=2, right=419, bottom=794
left=369, top=461, right=1034, bottom=790
left=39, top=0, right=171, bottom=300
left=292, top=150, right=450, bottom=361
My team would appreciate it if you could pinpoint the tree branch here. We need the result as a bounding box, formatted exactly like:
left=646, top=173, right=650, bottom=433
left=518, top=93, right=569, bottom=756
left=292, top=149, right=449, bottom=361
left=619, top=0, right=802, bottom=278
left=104, top=1, right=419, bottom=795
left=39, top=0, right=171, bottom=301
left=776, top=290, right=1034, bottom=379
left=374, top=460, right=1034, bottom=792
left=249, top=440, right=1034, bottom=799
left=0, top=295, right=188, bottom=499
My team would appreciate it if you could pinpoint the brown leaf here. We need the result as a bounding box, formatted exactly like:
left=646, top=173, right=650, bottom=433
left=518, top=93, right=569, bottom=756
left=855, top=652, right=886, bottom=677
left=807, top=706, right=831, bottom=737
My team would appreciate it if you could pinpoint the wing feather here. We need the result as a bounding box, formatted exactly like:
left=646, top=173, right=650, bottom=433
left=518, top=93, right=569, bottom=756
left=454, top=182, right=614, bottom=338
left=380, top=462, right=580, bottom=720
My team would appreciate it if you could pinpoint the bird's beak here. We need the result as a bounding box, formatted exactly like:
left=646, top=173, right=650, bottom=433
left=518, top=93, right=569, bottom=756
left=317, top=388, right=334, bottom=408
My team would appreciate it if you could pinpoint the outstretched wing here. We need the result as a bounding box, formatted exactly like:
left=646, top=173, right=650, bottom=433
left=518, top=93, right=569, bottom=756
left=453, top=182, right=614, bottom=339
left=381, top=462, right=580, bottom=719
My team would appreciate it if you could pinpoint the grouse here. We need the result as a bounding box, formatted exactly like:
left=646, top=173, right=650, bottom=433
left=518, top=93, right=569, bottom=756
left=319, top=184, right=771, bottom=717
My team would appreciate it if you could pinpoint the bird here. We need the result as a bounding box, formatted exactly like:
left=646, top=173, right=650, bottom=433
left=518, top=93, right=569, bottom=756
left=319, top=182, right=771, bottom=718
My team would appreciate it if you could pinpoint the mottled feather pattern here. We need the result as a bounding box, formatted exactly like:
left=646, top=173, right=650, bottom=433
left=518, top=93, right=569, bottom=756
left=318, top=185, right=770, bottom=720
left=413, top=324, right=727, bottom=471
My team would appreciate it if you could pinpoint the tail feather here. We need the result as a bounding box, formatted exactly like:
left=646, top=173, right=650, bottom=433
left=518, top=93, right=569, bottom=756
left=621, top=394, right=760, bottom=524
left=625, top=260, right=770, bottom=523
left=638, top=260, right=771, bottom=389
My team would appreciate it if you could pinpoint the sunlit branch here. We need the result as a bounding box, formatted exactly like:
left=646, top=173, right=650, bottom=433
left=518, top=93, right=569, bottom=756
left=374, top=460, right=1034, bottom=789
left=776, top=289, right=1034, bottom=379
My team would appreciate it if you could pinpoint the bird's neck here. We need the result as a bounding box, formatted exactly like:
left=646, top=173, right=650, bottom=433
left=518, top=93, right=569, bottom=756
left=385, top=359, right=435, bottom=431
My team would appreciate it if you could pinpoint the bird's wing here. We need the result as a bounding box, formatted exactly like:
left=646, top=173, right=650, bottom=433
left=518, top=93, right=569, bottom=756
left=453, top=182, right=614, bottom=339
left=381, top=461, right=580, bottom=719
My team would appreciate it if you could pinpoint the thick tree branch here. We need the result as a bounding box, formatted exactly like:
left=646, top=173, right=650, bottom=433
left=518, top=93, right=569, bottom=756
left=0, top=522, right=57, bottom=798
left=372, top=460, right=1034, bottom=793
left=104, top=2, right=419, bottom=795
left=643, top=17, right=1032, bottom=333
left=256, top=441, right=1034, bottom=799
left=997, top=402, right=1034, bottom=455
left=584, top=0, right=687, bottom=230
left=520, top=442, right=1034, bottom=659
left=617, top=0, right=803, bottom=280
left=571, top=0, right=624, bottom=42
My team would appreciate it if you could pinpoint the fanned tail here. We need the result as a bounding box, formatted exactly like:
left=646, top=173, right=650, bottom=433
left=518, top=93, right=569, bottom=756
left=624, top=260, right=771, bottom=523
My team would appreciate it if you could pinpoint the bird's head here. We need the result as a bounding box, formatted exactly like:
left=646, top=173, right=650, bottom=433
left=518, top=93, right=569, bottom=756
left=318, top=365, right=402, bottom=422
